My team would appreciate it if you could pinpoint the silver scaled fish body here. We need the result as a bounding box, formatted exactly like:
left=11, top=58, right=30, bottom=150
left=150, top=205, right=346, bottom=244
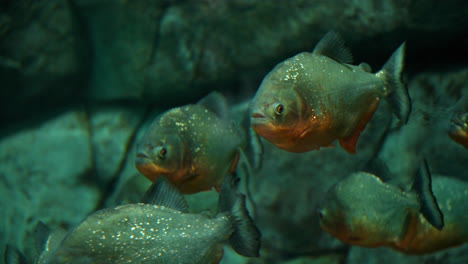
left=135, top=91, right=245, bottom=194
left=250, top=31, right=410, bottom=154
left=40, top=173, right=260, bottom=264
left=319, top=161, right=468, bottom=254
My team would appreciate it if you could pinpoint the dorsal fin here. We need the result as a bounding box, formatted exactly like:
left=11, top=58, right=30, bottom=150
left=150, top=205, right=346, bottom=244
left=141, top=177, right=188, bottom=213
left=313, top=31, right=353, bottom=64
left=197, top=91, right=230, bottom=120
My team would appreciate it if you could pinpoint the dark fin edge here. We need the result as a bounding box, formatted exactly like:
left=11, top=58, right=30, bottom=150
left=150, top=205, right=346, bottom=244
left=218, top=173, right=261, bottom=257
left=412, top=159, right=444, bottom=230
left=4, top=245, right=28, bottom=264
left=380, top=42, right=411, bottom=124
left=313, top=31, right=353, bottom=64
left=197, top=91, right=230, bottom=120
left=238, top=149, right=259, bottom=219
left=141, top=177, right=188, bottom=213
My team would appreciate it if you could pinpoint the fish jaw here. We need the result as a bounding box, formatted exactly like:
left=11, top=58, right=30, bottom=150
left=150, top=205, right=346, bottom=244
left=135, top=154, right=172, bottom=182
left=318, top=206, right=352, bottom=242
left=251, top=115, right=332, bottom=152
left=250, top=118, right=294, bottom=151
left=448, top=120, right=468, bottom=148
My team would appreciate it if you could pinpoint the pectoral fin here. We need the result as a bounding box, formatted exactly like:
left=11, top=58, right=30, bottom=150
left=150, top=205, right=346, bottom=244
left=339, top=98, right=380, bottom=154
left=141, top=177, right=188, bottom=212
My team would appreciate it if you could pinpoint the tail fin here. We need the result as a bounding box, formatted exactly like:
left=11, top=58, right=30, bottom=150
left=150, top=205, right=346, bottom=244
left=411, top=159, right=444, bottom=230
left=218, top=173, right=260, bottom=257
left=379, top=42, right=411, bottom=124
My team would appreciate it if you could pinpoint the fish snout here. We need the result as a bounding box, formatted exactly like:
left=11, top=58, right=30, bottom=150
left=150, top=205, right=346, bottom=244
left=251, top=112, right=265, bottom=118
left=136, top=152, right=149, bottom=159
left=136, top=144, right=155, bottom=158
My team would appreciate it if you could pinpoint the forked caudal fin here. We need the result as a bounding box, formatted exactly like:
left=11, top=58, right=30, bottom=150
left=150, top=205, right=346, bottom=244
left=412, top=159, right=444, bottom=230
left=379, top=42, right=411, bottom=124
left=218, top=173, right=261, bottom=257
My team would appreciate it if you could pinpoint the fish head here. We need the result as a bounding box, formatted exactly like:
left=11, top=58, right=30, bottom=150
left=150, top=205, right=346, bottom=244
left=319, top=172, right=409, bottom=247
left=250, top=58, right=314, bottom=151
left=135, top=127, right=188, bottom=182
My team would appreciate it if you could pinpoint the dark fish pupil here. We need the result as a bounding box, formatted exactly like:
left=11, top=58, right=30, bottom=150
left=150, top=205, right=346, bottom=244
left=276, top=104, right=284, bottom=114
left=159, top=147, right=167, bottom=158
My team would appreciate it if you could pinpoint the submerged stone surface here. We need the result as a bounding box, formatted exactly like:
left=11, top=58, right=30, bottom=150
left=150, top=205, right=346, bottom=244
left=0, top=0, right=87, bottom=123
left=4, top=0, right=466, bottom=124
left=89, top=105, right=147, bottom=187
left=0, top=111, right=99, bottom=259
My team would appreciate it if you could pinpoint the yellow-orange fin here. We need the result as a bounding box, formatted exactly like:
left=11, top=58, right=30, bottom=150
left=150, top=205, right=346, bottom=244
left=339, top=98, right=380, bottom=154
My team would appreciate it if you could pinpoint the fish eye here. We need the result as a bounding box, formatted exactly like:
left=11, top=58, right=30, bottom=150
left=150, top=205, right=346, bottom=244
left=157, top=147, right=167, bottom=159
left=274, top=103, right=284, bottom=115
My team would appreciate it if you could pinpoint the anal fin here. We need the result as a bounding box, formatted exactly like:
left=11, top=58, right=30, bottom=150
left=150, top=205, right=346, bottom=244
left=339, top=97, right=380, bottom=154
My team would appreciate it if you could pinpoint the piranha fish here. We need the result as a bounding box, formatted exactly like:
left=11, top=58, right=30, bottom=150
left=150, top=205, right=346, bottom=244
left=319, top=160, right=468, bottom=254
left=135, top=91, right=247, bottom=194
left=448, top=95, right=468, bottom=148
left=37, top=173, right=260, bottom=264
left=250, top=31, right=411, bottom=153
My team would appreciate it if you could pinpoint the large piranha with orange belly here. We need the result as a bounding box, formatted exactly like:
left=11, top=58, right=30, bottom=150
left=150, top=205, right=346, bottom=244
left=250, top=31, right=411, bottom=154
left=319, top=160, right=468, bottom=254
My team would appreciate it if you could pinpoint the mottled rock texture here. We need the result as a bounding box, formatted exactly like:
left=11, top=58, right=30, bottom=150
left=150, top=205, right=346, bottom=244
left=2, top=0, right=467, bottom=123
left=0, top=111, right=99, bottom=260
left=0, top=0, right=87, bottom=124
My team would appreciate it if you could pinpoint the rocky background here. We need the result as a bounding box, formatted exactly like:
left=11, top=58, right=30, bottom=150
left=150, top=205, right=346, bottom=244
left=1, top=0, right=467, bottom=264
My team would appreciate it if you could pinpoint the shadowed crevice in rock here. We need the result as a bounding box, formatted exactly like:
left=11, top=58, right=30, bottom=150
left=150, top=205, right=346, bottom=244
left=92, top=103, right=153, bottom=209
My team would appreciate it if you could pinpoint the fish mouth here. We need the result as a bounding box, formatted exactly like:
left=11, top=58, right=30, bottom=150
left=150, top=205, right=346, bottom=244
left=135, top=152, right=153, bottom=169
left=136, top=152, right=150, bottom=159
left=251, top=112, right=265, bottom=118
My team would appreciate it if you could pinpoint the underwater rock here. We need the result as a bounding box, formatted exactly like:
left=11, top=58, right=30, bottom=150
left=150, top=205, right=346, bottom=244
left=72, top=0, right=467, bottom=105
left=89, top=105, right=147, bottom=187
left=101, top=113, right=155, bottom=207
left=71, top=0, right=167, bottom=101
left=0, top=111, right=99, bottom=259
left=0, top=0, right=86, bottom=124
